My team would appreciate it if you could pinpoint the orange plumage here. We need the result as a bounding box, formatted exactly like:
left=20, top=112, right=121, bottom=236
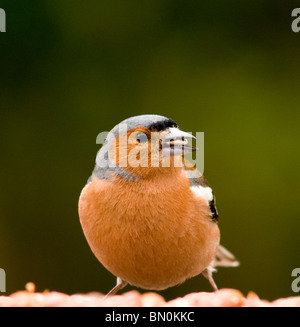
left=79, top=168, right=220, bottom=290
left=78, top=115, right=238, bottom=294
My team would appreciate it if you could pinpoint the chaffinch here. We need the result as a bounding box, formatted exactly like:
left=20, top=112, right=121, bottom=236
left=79, top=114, right=238, bottom=295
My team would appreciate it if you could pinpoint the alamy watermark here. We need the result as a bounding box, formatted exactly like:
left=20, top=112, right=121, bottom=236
left=0, top=8, right=6, bottom=32
left=96, top=124, right=204, bottom=176
left=0, top=268, right=5, bottom=292
left=291, top=268, right=300, bottom=293
left=292, top=8, right=300, bottom=33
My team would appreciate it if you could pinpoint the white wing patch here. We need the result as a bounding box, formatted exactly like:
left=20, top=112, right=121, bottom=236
left=191, top=185, right=213, bottom=203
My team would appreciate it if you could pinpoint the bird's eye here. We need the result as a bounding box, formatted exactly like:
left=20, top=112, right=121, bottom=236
left=136, top=132, right=148, bottom=143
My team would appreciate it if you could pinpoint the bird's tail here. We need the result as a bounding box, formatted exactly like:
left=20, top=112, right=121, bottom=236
left=212, top=244, right=240, bottom=268
left=202, top=245, right=239, bottom=291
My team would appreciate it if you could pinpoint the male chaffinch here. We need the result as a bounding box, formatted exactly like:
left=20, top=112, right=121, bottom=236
left=79, top=114, right=238, bottom=295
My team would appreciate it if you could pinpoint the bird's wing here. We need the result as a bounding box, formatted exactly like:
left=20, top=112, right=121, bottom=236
left=182, top=159, right=219, bottom=221
left=182, top=161, right=240, bottom=270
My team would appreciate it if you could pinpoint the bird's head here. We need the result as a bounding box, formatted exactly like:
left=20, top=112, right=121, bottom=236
left=95, top=115, right=196, bottom=179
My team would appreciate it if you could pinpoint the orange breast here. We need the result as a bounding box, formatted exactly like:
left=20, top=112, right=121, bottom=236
left=78, top=170, right=220, bottom=290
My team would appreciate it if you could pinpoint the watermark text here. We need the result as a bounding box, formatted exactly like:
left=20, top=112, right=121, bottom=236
left=0, top=8, right=6, bottom=32
left=291, top=268, right=300, bottom=293
left=0, top=268, right=5, bottom=292
left=95, top=124, right=204, bottom=176
left=292, top=8, right=300, bottom=33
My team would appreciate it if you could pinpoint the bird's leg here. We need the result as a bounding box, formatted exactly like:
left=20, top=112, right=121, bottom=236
left=202, top=268, right=218, bottom=291
left=105, top=277, right=128, bottom=297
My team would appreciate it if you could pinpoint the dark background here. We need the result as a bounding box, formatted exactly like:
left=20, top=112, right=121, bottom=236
left=0, top=0, right=299, bottom=301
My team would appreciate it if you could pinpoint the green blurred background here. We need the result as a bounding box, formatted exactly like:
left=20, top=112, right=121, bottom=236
left=1, top=0, right=299, bottom=301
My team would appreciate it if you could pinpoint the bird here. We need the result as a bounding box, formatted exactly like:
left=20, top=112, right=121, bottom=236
left=78, top=114, right=239, bottom=296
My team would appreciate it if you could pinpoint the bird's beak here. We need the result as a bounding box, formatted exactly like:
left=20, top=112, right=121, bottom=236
left=162, top=127, right=197, bottom=155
